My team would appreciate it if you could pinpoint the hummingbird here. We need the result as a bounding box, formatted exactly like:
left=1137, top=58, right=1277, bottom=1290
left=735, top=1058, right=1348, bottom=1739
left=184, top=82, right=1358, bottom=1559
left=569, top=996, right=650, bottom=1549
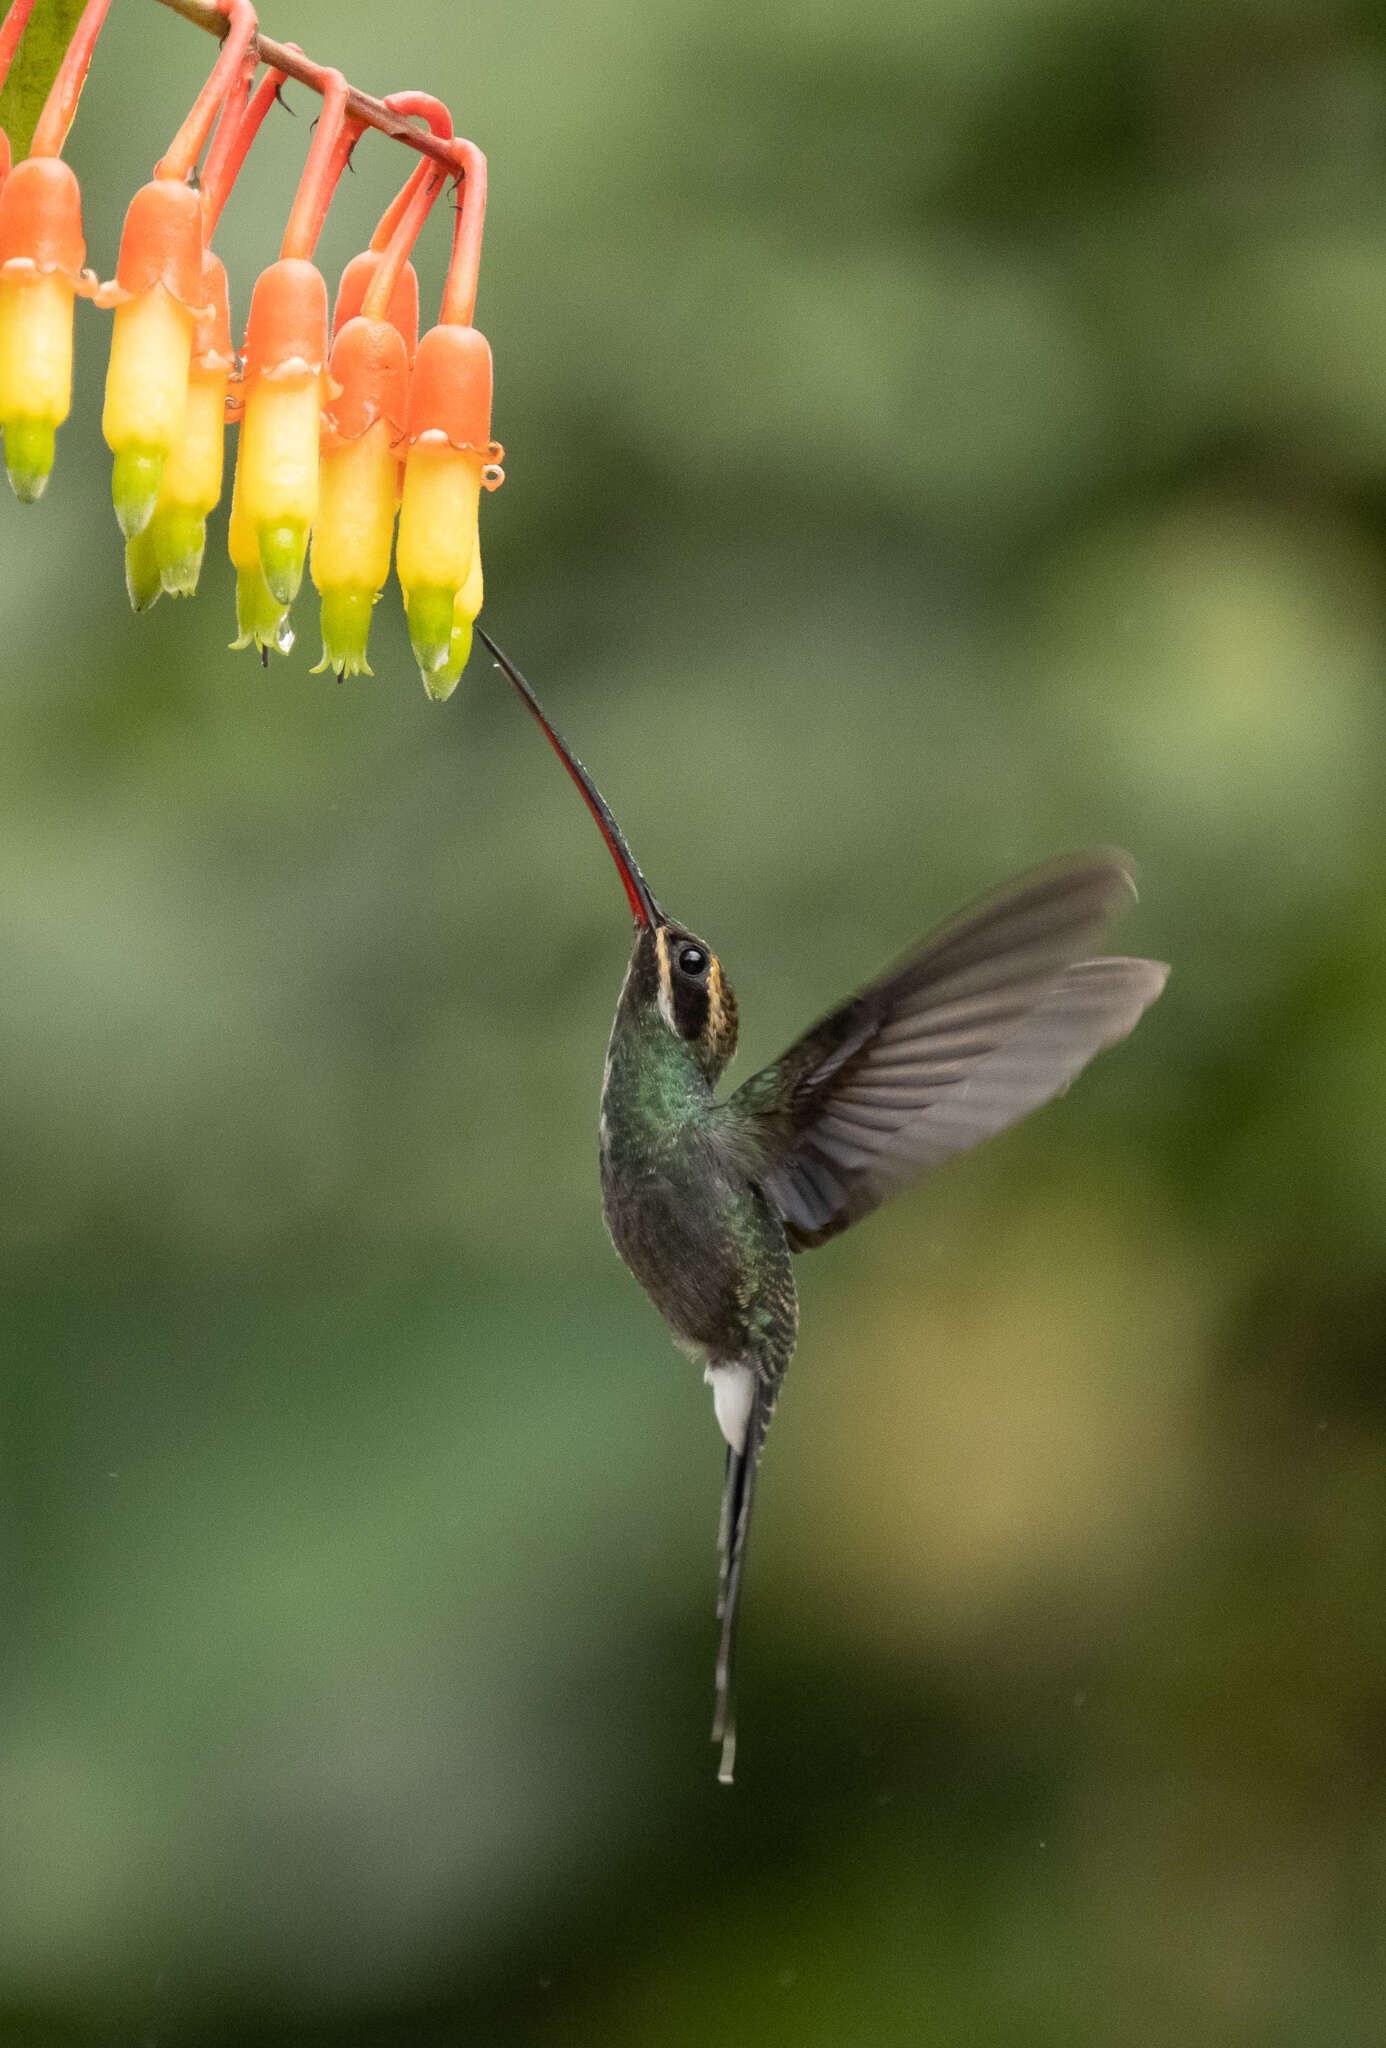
left=476, top=627, right=1168, bottom=1783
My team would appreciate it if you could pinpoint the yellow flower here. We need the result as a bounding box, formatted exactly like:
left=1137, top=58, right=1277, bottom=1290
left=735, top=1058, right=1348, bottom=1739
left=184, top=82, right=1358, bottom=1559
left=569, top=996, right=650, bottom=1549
left=0, top=156, right=90, bottom=501
left=145, top=251, right=234, bottom=596
left=395, top=320, right=500, bottom=689
left=310, top=313, right=410, bottom=676
left=232, top=257, right=329, bottom=606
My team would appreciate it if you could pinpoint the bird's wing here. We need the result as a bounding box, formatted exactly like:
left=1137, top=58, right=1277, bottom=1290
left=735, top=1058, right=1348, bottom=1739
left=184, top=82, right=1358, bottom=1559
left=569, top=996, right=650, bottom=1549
left=727, top=853, right=1167, bottom=1251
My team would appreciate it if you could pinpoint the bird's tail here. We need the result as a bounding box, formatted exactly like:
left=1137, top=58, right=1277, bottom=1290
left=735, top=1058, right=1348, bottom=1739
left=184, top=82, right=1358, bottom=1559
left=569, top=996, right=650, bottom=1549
left=712, top=1376, right=772, bottom=1785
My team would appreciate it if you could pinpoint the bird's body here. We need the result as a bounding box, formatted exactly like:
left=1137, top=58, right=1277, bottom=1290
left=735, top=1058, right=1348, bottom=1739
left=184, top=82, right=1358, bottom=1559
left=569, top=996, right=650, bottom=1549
left=597, top=922, right=799, bottom=1778
left=598, top=922, right=796, bottom=1380
left=476, top=627, right=1169, bottom=1783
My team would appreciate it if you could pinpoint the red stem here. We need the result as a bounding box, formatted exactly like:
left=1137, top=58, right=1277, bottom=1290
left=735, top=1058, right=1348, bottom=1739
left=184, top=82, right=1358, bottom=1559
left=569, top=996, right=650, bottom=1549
left=29, top=0, right=114, bottom=157
left=379, top=92, right=486, bottom=326
left=199, top=54, right=285, bottom=236
left=359, top=91, right=453, bottom=319
left=157, top=0, right=257, bottom=182
left=361, top=160, right=443, bottom=320
left=441, top=138, right=486, bottom=327
left=0, top=0, right=37, bottom=95
left=156, top=0, right=473, bottom=173
left=368, top=157, right=432, bottom=255
left=279, top=65, right=359, bottom=262
left=369, top=92, right=454, bottom=251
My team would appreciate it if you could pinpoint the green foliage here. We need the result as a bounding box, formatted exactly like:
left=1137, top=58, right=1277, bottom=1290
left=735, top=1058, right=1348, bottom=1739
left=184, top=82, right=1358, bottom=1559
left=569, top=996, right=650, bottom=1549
left=0, top=0, right=87, bottom=160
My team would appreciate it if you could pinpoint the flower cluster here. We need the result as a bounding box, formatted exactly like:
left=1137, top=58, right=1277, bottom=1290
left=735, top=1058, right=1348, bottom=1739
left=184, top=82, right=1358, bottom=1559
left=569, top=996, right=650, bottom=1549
left=0, top=0, right=502, bottom=696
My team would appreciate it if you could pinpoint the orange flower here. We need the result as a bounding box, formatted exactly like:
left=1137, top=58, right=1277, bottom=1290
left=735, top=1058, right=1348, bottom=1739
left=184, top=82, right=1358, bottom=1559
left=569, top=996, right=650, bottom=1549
left=139, top=250, right=234, bottom=601
left=332, top=248, right=419, bottom=358
left=100, top=177, right=207, bottom=536
left=234, top=254, right=329, bottom=605
left=311, top=313, right=410, bottom=674
left=393, top=135, right=499, bottom=696
left=310, top=150, right=437, bottom=675
left=396, top=320, right=501, bottom=694
left=0, top=156, right=91, bottom=500
left=226, top=66, right=360, bottom=648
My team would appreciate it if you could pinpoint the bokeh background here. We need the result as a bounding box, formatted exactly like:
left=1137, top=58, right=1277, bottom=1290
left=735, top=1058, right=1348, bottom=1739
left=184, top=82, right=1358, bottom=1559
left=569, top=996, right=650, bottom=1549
left=3, top=0, right=1386, bottom=2040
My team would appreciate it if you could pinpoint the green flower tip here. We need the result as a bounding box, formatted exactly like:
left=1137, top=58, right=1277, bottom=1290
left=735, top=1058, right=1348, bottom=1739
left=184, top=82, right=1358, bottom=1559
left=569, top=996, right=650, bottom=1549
left=4, top=416, right=55, bottom=503
left=232, top=567, right=291, bottom=655
left=257, top=520, right=307, bottom=606
left=423, top=615, right=474, bottom=702
left=124, top=527, right=163, bottom=613
left=406, top=585, right=456, bottom=676
left=112, top=446, right=164, bottom=538
left=150, top=506, right=207, bottom=597
left=311, top=586, right=375, bottom=677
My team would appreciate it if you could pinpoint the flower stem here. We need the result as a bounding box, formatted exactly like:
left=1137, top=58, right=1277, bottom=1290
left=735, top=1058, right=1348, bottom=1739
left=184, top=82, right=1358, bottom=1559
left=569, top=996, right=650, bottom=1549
left=360, top=93, right=453, bottom=322
left=156, top=0, right=257, bottom=182
left=441, top=139, right=486, bottom=327
left=199, top=54, right=283, bottom=236
left=362, top=161, right=442, bottom=320
left=279, top=65, right=358, bottom=261
left=153, top=0, right=461, bottom=170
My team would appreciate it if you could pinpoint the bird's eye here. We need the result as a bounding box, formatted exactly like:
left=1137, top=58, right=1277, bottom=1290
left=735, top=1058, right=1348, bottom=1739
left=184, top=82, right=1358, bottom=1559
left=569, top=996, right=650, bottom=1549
left=678, top=945, right=708, bottom=977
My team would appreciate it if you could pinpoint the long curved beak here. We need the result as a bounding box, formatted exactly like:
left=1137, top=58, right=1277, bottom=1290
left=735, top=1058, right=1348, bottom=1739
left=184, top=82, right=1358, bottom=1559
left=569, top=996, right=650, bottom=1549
left=476, top=627, right=661, bottom=927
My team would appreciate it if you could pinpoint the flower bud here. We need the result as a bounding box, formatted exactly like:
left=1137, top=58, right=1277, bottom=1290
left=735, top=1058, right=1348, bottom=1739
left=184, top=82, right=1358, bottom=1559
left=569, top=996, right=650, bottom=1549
left=396, top=322, right=499, bottom=686
left=233, top=257, right=328, bottom=607
left=146, top=251, right=233, bottom=596
left=332, top=249, right=419, bottom=357
left=310, top=313, right=409, bottom=676
left=100, top=179, right=205, bottom=535
left=0, top=157, right=89, bottom=501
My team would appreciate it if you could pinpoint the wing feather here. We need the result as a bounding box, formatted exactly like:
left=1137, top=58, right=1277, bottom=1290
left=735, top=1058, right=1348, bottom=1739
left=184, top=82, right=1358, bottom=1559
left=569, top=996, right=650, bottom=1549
left=727, top=854, right=1167, bottom=1252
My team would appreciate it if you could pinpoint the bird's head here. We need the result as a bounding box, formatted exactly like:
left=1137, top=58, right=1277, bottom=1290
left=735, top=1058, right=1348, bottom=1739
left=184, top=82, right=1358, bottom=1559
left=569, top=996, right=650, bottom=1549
left=630, top=918, right=739, bottom=1080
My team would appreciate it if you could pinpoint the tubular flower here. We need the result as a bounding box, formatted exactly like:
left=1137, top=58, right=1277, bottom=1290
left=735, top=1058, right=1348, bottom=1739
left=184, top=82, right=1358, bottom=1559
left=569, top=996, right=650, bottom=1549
left=396, top=321, right=501, bottom=694
left=310, top=314, right=410, bottom=675
left=99, top=177, right=206, bottom=536
left=144, top=250, right=234, bottom=597
left=228, top=446, right=291, bottom=656
left=0, top=156, right=91, bottom=500
left=331, top=249, right=419, bottom=356
left=309, top=152, right=433, bottom=677
left=232, top=255, right=329, bottom=608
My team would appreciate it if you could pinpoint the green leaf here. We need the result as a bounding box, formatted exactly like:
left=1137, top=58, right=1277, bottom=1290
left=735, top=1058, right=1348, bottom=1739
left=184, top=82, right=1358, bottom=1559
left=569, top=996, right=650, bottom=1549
left=0, top=0, right=90, bottom=162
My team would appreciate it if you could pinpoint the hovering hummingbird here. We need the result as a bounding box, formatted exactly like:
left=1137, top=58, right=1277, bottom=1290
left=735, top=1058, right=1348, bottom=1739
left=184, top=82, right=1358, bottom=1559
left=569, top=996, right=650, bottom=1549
left=476, top=627, right=1168, bottom=1783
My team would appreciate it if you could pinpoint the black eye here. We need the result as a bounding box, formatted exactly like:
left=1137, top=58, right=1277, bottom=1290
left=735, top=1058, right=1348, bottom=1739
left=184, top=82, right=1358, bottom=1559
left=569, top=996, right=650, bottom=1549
left=678, top=945, right=708, bottom=977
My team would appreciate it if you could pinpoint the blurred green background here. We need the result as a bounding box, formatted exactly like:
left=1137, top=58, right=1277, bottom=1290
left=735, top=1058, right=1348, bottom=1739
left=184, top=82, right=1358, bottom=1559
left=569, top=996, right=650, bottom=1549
left=3, top=0, right=1386, bottom=2040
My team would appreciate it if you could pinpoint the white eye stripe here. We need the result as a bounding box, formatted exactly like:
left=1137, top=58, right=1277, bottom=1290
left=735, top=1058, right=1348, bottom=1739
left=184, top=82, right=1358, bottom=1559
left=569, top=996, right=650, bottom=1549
left=706, top=957, right=724, bottom=1049
left=654, top=927, right=679, bottom=1036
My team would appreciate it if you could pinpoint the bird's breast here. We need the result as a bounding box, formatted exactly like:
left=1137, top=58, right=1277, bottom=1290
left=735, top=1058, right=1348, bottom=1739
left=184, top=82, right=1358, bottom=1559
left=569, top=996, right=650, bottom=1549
left=599, top=1116, right=786, bottom=1358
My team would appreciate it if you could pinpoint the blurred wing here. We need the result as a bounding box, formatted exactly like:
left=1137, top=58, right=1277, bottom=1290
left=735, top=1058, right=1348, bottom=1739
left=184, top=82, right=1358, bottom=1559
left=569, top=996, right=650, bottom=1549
left=728, top=854, right=1167, bottom=1251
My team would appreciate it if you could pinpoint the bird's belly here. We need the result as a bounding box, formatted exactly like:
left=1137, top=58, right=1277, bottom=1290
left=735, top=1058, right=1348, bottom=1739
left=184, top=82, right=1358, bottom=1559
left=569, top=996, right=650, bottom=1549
left=601, top=1161, right=767, bottom=1357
